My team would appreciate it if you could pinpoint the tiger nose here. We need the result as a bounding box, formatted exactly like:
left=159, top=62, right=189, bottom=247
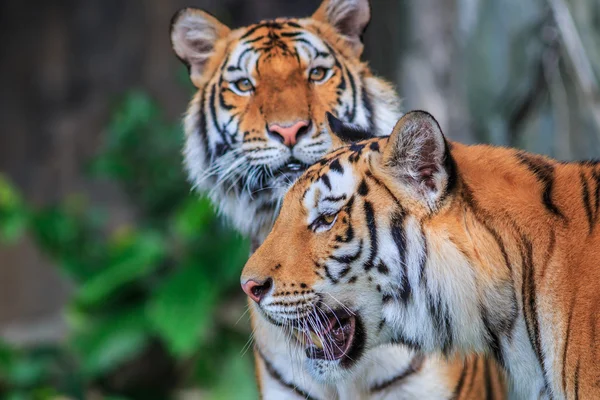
left=241, top=277, right=273, bottom=303
left=268, top=120, right=310, bottom=147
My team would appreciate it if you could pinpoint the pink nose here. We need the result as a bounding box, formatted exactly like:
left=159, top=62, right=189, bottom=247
left=268, top=120, right=310, bottom=147
left=241, top=278, right=273, bottom=303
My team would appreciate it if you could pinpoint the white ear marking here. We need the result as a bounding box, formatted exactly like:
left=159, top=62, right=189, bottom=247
left=170, top=8, right=230, bottom=84
left=312, top=0, right=371, bottom=55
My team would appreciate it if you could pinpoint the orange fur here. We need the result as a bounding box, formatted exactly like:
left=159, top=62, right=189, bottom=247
left=246, top=111, right=600, bottom=398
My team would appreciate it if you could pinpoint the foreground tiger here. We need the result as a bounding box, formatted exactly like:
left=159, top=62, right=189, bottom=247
left=171, top=0, right=506, bottom=397
left=243, top=110, right=600, bottom=399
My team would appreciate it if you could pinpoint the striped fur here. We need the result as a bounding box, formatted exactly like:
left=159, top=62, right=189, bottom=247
left=173, top=1, right=510, bottom=398
left=244, top=110, right=600, bottom=399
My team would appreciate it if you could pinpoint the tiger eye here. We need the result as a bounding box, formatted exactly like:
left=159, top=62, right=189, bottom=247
left=234, top=78, right=253, bottom=92
left=322, top=214, right=336, bottom=224
left=309, top=67, right=327, bottom=82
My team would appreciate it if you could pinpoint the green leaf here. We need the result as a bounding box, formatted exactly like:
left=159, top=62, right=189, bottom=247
left=147, top=265, right=218, bottom=357
left=172, top=197, right=215, bottom=239
left=208, top=351, right=258, bottom=400
left=0, top=175, right=28, bottom=244
left=73, top=308, right=150, bottom=377
left=75, top=232, right=165, bottom=307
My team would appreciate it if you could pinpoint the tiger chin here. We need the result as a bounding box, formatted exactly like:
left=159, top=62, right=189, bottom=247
left=244, top=110, right=600, bottom=399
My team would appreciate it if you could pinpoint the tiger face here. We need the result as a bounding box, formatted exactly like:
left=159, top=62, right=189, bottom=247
left=240, top=111, right=452, bottom=379
left=171, top=0, right=399, bottom=240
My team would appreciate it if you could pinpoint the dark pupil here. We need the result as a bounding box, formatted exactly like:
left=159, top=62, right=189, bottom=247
left=312, top=68, right=322, bottom=78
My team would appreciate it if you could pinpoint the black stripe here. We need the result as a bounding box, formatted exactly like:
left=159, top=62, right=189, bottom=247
left=329, top=158, right=344, bottom=173
left=364, top=170, right=403, bottom=207
left=241, top=23, right=266, bottom=39
left=391, top=211, right=411, bottom=304
left=209, top=83, right=228, bottom=145
left=464, top=357, right=479, bottom=397
left=320, top=173, right=332, bottom=190
left=369, top=354, right=424, bottom=393
left=256, top=348, right=320, bottom=400
left=243, top=35, right=265, bottom=44
left=345, top=65, right=357, bottom=122
left=197, top=88, right=210, bottom=160
left=516, top=152, right=566, bottom=220
left=280, top=31, right=303, bottom=37
left=574, top=358, right=580, bottom=400
left=357, top=179, right=369, bottom=196
left=427, top=290, right=453, bottom=355
left=361, top=77, right=375, bottom=132
left=580, top=171, right=594, bottom=233
left=363, top=201, right=378, bottom=271
left=520, top=237, right=548, bottom=387
left=323, top=194, right=346, bottom=202
left=291, top=38, right=317, bottom=55
left=235, top=47, right=255, bottom=69
left=484, top=358, right=495, bottom=400
left=481, top=305, right=505, bottom=367
left=461, top=183, right=518, bottom=337
left=218, top=76, right=234, bottom=111
left=452, top=360, right=469, bottom=399
left=330, top=240, right=363, bottom=265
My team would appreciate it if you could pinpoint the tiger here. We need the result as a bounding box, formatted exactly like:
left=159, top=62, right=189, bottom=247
left=170, top=0, right=507, bottom=398
left=242, top=109, right=600, bottom=399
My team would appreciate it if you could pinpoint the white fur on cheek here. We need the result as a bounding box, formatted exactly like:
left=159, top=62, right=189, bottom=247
left=382, top=216, right=487, bottom=353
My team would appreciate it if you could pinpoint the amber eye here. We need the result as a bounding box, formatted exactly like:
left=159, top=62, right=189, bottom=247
left=322, top=214, right=336, bottom=225
left=309, top=67, right=328, bottom=82
left=234, top=78, right=253, bottom=93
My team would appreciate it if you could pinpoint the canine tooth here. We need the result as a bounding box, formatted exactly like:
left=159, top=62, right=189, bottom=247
left=309, top=332, right=324, bottom=349
left=294, top=331, right=306, bottom=345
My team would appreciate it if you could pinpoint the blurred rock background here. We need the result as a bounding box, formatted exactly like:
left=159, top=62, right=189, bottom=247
left=0, top=0, right=598, bottom=398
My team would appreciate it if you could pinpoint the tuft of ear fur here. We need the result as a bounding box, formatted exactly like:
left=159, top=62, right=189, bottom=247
left=326, top=112, right=374, bottom=144
left=312, top=0, right=371, bottom=55
left=382, top=111, right=455, bottom=208
left=170, top=8, right=230, bottom=85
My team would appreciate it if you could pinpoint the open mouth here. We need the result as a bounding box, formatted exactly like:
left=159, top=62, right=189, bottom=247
left=292, top=308, right=360, bottom=363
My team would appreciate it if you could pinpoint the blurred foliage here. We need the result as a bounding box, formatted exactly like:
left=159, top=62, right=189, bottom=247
left=0, top=92, right=256, bottom=399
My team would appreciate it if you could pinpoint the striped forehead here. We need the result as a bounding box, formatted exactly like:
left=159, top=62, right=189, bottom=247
left=302, top=156, right=357, bottom=224
left=298, top=138, right=384, bottom=215
left=223, top=20, right=334, bottom=79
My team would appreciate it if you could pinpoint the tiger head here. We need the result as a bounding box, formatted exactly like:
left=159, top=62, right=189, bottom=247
left=171, top=0, right=400, bottom=241
left=241, top=111, right=515, bottom=380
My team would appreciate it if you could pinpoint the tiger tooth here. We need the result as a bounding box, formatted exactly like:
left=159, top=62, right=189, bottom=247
left=309, top=332, right=324, bottom=349
left=294, top=331, right=306, bottom=345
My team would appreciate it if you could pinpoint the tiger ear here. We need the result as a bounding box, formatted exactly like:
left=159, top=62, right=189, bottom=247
left=170, top=8, right=231, bottom=86
left=326, top=112, right=373, bottom=145
left=312, top=0, right=371, bottom=56
left=382, top=111, right=455, bottom=208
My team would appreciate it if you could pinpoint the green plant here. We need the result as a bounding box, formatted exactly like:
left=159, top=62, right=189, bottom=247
left=0, top=92, right=256, bottom=399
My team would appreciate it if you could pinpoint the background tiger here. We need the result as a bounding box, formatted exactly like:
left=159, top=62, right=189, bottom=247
left=171, top=0, right=508, bottom=398
left=243, top=110, right=600, bottom=399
